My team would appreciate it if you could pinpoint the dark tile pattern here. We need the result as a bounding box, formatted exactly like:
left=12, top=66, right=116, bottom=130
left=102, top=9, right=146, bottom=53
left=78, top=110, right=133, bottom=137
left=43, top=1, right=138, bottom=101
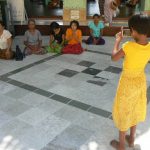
left=21, top=84, right=38, bottom=91
left=68, top=100, right=91, bottom=111
left=0, top=72, right=13, bottom=78
left=94, top=76, right=109, bottom=80
left=87, top=80, right=106, bottom=86
left=51, top=94, right=71, bottom=104
left=0, top=53, right=114, bottom=119
left=0, top=77, right=11, bottom=82
left=0, top=54, right=60, bottom=78
left=104, top=66, right=122, bottom=74
left=7, top=79, right=24, bottom=87
left=0, top=74, right=113, bottom=119
left=86, top=49, right=111, bottom=56
left=34, top=89, right=53, bottom=97
left=88, top=107, right=112, bottom=118
left=8, top=68, right=27, bottom=75
left=58, top=69, right=79, bottom=77
left=82, top=68, right=101, bottom=76
left=77, top=61, right=95, bottom=67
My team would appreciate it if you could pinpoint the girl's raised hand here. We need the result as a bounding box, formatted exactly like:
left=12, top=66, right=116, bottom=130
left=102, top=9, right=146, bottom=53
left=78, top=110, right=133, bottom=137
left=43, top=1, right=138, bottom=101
left=115, top=27, right=123, bottom=43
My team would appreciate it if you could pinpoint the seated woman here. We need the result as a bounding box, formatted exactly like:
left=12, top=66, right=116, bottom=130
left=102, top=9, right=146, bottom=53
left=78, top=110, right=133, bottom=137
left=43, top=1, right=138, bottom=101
left=0, top=21, right=14, bottom=59
left=46, top=22, right=65, bottom=53
left=85, top=14, right=105, bottom=45
left=24, top=19, right=45, bottom=55
left=63, top=20, right=84, bottom=54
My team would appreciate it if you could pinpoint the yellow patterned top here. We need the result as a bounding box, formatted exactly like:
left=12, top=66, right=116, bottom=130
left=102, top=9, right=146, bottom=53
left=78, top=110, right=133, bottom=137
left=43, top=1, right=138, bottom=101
left=122, top=41, right=150, bottom=71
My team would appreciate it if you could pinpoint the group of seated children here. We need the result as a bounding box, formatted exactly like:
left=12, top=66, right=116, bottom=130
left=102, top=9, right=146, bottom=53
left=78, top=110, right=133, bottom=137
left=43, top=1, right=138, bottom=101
left=0, top=14, right=105, bottom=60
left=24, top=13, right=105, bottom=55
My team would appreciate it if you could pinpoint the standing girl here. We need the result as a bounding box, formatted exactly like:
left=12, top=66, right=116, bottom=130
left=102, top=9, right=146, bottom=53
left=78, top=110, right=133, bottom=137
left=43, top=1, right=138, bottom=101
left=111, top=14, right=150, bottom=150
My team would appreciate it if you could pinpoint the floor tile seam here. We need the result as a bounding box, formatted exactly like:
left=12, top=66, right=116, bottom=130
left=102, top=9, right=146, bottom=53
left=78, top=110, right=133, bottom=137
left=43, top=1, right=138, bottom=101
left=0, top=53, right=62, bottom=78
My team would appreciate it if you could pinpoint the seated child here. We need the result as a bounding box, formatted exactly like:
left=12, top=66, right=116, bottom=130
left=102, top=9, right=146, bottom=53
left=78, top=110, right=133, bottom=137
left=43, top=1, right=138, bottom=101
left=0, top=21, right=14, bottom=59
left=24, top=19, right=45, bottom=55
left=63, top=20, right=84, bottom=54
left=46, top=22, right=65, bottom=53
left=85, top=14, right=105, bottom=45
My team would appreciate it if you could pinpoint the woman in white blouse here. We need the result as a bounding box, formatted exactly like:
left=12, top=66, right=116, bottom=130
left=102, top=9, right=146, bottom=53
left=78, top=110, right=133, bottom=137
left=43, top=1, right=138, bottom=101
left=0, top=21, right=14, bottom=59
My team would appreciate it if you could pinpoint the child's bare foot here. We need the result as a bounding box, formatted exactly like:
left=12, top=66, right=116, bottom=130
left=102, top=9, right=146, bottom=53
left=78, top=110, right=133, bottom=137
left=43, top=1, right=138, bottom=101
left=125, top=135, right=134, bottom=148
left=110, top=140, right=125, bottom=150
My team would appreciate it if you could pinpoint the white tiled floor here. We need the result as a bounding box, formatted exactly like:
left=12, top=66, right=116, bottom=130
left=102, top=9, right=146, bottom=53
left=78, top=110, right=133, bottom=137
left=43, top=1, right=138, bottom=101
left=0, top=36, right=149, bottom=150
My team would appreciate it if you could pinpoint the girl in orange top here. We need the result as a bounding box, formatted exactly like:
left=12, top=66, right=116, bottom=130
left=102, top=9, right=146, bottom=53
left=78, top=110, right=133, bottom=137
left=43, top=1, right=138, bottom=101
left=62, top=20, right=84, bottom=54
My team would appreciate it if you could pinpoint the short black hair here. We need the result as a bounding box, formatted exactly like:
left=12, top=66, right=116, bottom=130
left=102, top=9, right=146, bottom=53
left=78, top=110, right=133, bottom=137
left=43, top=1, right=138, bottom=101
left=0, top=21, right=5, bottom=27
left=93, top=14, right=100, bottom=18
left=70, top=20, right=79, bottom=29
left=128, top=14, right=150, bottom=35
left=50, top=22, right=60, bottom=30
left=28, top=19, right=36, bottom=25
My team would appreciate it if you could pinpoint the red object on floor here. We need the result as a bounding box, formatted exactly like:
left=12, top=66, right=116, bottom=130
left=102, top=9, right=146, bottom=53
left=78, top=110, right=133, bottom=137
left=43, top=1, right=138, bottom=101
left=62, top=43, right=84, bottom=54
